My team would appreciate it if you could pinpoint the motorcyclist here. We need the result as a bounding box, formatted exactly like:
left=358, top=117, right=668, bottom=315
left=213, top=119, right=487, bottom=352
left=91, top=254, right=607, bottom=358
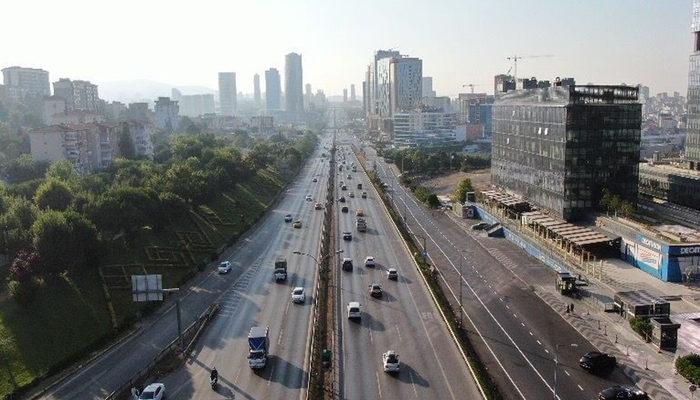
left=210, top=367, right=218, bottom=385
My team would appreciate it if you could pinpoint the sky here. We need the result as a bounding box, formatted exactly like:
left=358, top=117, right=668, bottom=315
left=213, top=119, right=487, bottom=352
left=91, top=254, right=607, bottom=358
left=1, top=0, right=695, bottom=99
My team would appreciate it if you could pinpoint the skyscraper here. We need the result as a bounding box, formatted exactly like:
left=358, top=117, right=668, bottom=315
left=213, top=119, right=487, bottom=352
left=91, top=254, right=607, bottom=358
left=265, top=68, right=281, bottom=112
left=284, top=52, right=304, bottom=114
left=422, top=77, right=435, bottom=97
left=218, top=72, right=237, bottom=116
left=350, top=84, right=356, bottom=102
left=389, top=57, right=422, bottom=114
left=343, top=89, right=348, bottom=102
left=687, top=0, right=700, bottom=169
left=253, top=74, right=261, bottom=105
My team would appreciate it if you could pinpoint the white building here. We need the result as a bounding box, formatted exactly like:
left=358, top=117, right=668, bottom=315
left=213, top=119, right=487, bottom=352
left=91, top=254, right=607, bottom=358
left=422, top=77, right=435, bottom=97
left=265, top=68, right=282, bottom=112
left=253, top=74, right=261, bottom=105
left=52, top=78, right=99, bottom=112
left=42, top=96, right=66, bottom=124
left=177, top=94, right=215, bottom=117
left=392, top=108, right=459, bottom=148
left=2, top=66, right=50, bottom=102
left=285, top=53, right=304, bottom=114
left=154, top=97, right=179, bottom=132
left=218, top=72, right=237, bottom=116
left=390, top=57, right=422, bottom=114
left=30, top=123, right=119, bottom=172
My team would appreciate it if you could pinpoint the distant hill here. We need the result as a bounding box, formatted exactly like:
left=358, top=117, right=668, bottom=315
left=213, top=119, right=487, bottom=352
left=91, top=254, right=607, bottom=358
left=97, top=79, right=216, bottom=103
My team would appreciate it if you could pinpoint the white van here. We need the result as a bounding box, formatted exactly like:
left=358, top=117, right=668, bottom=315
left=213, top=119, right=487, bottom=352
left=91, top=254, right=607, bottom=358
left=347, top=302, right=362, bottom=320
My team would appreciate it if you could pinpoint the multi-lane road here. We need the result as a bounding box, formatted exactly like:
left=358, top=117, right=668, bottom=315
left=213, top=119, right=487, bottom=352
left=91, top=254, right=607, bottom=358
left=359, top=138, right=638, bottom=400
left=334, top=143, right=483, bottom=400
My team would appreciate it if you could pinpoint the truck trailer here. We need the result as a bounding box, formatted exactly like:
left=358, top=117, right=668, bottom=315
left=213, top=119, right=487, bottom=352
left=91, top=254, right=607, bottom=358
left=248, top=326, right=269, bottom=369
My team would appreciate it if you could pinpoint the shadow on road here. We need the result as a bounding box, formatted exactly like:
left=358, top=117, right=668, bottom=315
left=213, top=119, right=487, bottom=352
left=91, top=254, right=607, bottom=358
left=251, top=355, right=306, bottom=389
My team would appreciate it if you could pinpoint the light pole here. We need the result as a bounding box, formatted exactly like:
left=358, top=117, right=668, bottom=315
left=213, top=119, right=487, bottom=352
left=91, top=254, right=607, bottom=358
left=553, top=343, right=578, bottom=399
left=416, top=235, right=428, bottom=265
left=293, top=250, right=343, bottom=267
left=458, top=250, right=467, bottom=328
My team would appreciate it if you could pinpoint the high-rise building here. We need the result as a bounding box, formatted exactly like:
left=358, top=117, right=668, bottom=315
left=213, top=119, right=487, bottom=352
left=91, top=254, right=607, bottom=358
left=52, top=78, right=99, bottom=112
left=177, top=94, right=215, bottom=117
left=422, top=77, right=435, bottom=97
left=491, top=85, right=641, bottom=221
left=389, top=57, right=422, bottom=114
left=367, top=50, right=401, bottom=120
left=392, top=108, right=459, bottom=148
left=265, top=68, right=282, bottom=111
left=350, top=84, right=356, bottom=102
left=2, top=66, right=50, bottom=102
left=284, top=52, right=304, bottom=114
left=253, top=74, right=261, bottom=104
left=154, top=97, right=180, bottom=133
left=304, top=83, right=313, bottom=107
left=686, top=0, right=700, bottom=169
left=343, top=89, right=348, bottom=102
left=218, top=72, right=237, bottom=116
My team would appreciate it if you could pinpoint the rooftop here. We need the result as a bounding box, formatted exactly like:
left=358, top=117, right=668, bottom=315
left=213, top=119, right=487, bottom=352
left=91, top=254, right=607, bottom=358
left=495, top=85, right=640, bottom=106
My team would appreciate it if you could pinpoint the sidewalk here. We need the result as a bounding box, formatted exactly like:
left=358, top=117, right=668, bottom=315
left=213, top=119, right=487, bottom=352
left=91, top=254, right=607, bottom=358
left=445, top=210, right=700, bottom=400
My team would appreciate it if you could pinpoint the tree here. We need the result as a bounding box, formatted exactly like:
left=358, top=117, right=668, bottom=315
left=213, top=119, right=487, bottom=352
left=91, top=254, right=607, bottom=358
left=45, top=160, right=77, bottom=182
left=452, top=178, right=474, bottom=204
left=34, top=179, right=74, bottom=211
left=4, top=154, right=47, bottom=183
left=426, top=194, right=441, bottom=209
left=32, top=210, right=97, bottom=273
left=159, top=192, right=188, bottom=223
left=118, top=124, right=136, bottom=159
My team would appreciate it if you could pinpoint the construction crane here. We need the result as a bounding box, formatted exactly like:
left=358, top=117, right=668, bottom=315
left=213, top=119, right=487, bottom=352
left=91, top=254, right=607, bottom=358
left=506, top=54, right=555, bottom=79
left=461, top=84, right=489, bottom=94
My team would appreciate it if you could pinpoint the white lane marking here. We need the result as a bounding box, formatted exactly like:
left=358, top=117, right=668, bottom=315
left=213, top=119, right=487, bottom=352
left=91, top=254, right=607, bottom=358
left=545, top=349, right=550, bottom=354
left=529, top=331, right=533, bottom=336
left=521, top=322, right=525, bottom=327
left=396, top=324, right=402, bottom=342
left=505, top=305, right=510, bottom=309
left=376, top=371, right=383, bottom=399
left=564, top=370, right=570, bottom=377
left=537, top=340, right=542, bottom=346
left=398, top=198, right=556, bottom=399
left=410, top=371, right=419, bottom=398
left=577, top=385, right=583, bottom=391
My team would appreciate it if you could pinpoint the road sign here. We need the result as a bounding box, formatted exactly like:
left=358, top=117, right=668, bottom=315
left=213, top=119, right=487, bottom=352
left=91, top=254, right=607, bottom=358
left=132, top=274, right=163, bottom=302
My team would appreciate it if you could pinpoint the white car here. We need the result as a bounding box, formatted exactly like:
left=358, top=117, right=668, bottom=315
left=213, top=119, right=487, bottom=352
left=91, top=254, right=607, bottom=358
left=305, top=195, right=313, bottom=201
left=347, top=301, right=361, bottom=320
left=139, top=383, right=165, bottom=400
left=364, top=256, right=376, bottom=268
left=217, top=261, right=232, bottom=274
left=382, top=351, right=400, bottom=373
left=291, top=287, right=306, bottom=303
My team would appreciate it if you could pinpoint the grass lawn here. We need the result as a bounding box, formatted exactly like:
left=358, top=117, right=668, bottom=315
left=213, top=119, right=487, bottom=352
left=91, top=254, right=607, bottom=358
left=0, top=168, right=287, bottom=398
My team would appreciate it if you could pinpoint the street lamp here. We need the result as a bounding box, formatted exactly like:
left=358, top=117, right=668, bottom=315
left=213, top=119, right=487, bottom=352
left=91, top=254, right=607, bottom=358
left=553, top=343, right=578, bottom=399
left=293, top=250, right=343, bottom=267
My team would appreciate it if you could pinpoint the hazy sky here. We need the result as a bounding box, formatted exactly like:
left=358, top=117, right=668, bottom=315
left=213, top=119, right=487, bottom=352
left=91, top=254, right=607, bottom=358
left=1, top=0, right=694, bottom=99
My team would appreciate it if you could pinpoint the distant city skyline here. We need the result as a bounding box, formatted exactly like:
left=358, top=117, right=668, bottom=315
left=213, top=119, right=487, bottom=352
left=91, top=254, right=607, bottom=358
left=1, top=0, right=694, bottom=98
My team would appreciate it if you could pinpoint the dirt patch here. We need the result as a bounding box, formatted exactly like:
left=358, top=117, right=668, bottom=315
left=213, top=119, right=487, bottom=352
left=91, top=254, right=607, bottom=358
left=417, top=169, right=491, bottom=195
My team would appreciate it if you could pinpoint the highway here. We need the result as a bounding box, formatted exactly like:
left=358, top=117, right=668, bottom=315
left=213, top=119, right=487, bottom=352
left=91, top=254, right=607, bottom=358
left=334, top=142, right=483, bottom=400
left=38, top=139, right=330, bottom=400
left=159, top=139, right=332, bottom=399
left=359, top=140, right=638, bottom=400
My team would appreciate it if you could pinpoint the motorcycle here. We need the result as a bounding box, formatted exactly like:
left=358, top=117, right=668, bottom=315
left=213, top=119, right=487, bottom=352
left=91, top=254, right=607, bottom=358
left=210, top=376, right=218, bottom=390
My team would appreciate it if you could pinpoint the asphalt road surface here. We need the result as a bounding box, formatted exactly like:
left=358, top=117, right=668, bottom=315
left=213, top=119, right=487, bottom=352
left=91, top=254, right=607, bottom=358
left=38, top=140, right=330, bottom=400
left=334, top=144, right=483, bottom=400
left=358, top=138, right=637, bottom=400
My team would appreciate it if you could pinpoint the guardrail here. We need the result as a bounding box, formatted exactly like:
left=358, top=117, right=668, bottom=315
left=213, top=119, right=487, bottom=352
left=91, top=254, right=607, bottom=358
left=104, top=303, right=220, bottom=400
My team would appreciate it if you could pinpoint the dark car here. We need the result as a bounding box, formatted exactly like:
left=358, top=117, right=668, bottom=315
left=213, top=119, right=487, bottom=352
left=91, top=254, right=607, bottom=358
left=338, top=196, right=346, bottom=203
left=579, top=351, right=616, bottom=373
left=598, top=386, right=648, bottom=400
left=343, top=232, right=352, bottom=241
left=341, top=206, right=349, bottom=213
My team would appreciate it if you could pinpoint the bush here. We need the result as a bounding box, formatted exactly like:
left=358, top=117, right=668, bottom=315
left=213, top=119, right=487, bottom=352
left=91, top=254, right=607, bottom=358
left=8, top=279, right=37, bottom=307
left=629, top=317, right=652, bottom=341
left=676, top=354, right=700, bottom=385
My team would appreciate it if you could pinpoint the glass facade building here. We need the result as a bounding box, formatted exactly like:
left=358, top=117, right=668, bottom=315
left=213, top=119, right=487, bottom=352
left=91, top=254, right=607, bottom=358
left=491, top=85, right=641, bottom=221
left=687, top=0, right=700, bottom=169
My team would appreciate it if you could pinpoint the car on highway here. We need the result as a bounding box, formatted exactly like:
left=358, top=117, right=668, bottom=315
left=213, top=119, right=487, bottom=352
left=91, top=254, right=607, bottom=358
left=338, top=196, right=346, bottom=203
left=293, top=220, right=303, bottom=228
left=291, top=287, right=306, bottom=303
left=342, top=258, right=353, bottom=271
left=368, top=283, right=383, bottom=298
left=305, top=194, right=313, bottom=201
left=284, top=214, right=293, bottom=222
left=364, top=256, right=375, bottom=267
left=341, top=185, right=347, bottom=190
left=343, top=231, right=352, bottom=241
left=341, top=206, right=349, bottom=213
left=347, top=302, right=361, bottom=320
left=217, top=261, right=232, bottom=274
left=356, top=209, right=364, bottom=217
left=597, top=386, right=648, bottom=400
left=349, top=192, right=355, bottom=198
left=382, top=351, right=400, bottom=373
left=312, top=177, right=318, bottom=182
left=387, top=268, right=398, bottom=280
left=579, top=351, right=616, bottom=373
left=357, top=183, right=362, bottom=189
left=138, top=383, right=165, bottom=400
left=315, top=202, right=324, bottom=210
left=361, top=192, right=367, bottom=199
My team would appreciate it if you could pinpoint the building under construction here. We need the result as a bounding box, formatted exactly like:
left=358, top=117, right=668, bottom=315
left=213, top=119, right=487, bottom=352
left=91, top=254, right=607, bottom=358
left=491, top=84, right=642, bottom=222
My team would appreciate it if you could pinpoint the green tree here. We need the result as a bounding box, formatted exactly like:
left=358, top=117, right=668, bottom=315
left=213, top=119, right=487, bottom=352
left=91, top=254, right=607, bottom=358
left=4, top=154, right=47, bottom=183
left=158, top=192, right=188, bottom=223
left=34, top=179, right=74, bottom=211
left=46, top=160, right=78, bottom=182
left=32, top=210, right=97, bottom=273
left=452, top=178, right=474, bottom=204
left=118, top=124, right=136, bottom=159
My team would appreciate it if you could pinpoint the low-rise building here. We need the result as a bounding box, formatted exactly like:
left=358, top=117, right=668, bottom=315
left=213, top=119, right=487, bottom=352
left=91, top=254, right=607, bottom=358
left=154, top=97, right=179, bottom=132
left=638, top=162, right=700, bottom=211
left=392, top=107, right=459, bottom=148
left=52, top=78, right=99, bottom=112
left=123, top=120, right=154, bottom=158
left=30, top=123, right=119, bottom=172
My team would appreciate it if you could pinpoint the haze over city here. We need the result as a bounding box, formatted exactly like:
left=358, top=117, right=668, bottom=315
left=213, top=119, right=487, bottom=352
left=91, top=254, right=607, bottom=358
left=1, top=0, right=694, bottom=97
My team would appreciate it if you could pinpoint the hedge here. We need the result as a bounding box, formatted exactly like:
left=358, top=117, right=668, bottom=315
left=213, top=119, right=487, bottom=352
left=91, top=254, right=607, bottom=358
left=676, top=354, right=700, bottom=385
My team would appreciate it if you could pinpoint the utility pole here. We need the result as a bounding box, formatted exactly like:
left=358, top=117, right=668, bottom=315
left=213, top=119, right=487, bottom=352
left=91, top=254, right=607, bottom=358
left=459, top=252, right=464, bottom=328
